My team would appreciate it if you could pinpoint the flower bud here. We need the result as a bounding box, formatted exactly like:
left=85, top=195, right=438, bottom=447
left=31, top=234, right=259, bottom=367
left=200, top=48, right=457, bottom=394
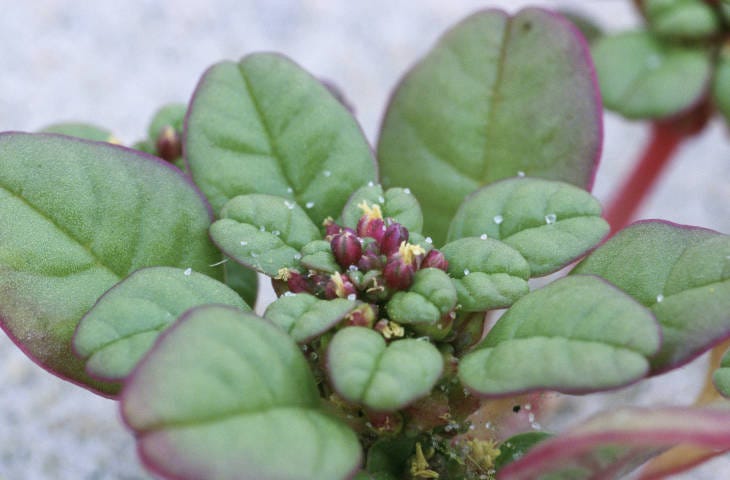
left=344, top=303, right=378, bottom=328
left=323, top=217, right=343, bottom=237
left=286, top=270, right=310, bottom=294
left=357, top=250, right=383, bottom=271
left=324, top=272, right=357, bottom=299
left=357, top=215, right=386, bottom=243
left=331, top=231, right=362, bottom=269
left=421, top=249, right=449, bottom=271
left=380, top=223, right=409, bottom=256
left=366, top=410, right=404, bottom=435
left=383, top=255, right=415, bottom=291
left=360, top=270, right=390, bottom=302
left=155, top=125, right=182, bottom=162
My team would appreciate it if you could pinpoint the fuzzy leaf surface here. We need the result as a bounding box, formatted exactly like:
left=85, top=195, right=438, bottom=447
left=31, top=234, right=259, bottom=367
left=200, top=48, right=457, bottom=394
left=300, top=240, right=339, bottom=273
left=573, top=221, right=730, bottom=373
left=592, top=31, right=711, bottom=119
left=327, top=327, right=443, bottom=411
left=122, top=305, right=361, bottom=480
left=642, top=0, right=720, bottom=39
left=185, top=53, right=376, bottom=222
left=223, top=260, right=259, bottom=308
left=0, top=133, right=219, bottom=395
left=341, top=184, right=423, bottom=234
left=459, top=275, right=660, bottom=396
left=40, top=123, right=116, bottom=143
left=74, top=267, right=248, bottom=382
left=441, top=237, right=530, bottom=311
left=210, top=194, right=320, bottom=277
left=448, top=178, right=608, bottom=276
left=498, top=406, right=730, bottom=480
left=377, top=8, right=601, bottom=244
left=386, top=268, right=457, bottom=337
left=264, top=293, right=357, bottom=343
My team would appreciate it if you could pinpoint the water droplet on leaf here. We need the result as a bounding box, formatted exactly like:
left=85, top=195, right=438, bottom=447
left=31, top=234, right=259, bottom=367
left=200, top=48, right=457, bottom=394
left=493, top=215, right=503, bottom=225
left=545, top=213, right=557, bottom=224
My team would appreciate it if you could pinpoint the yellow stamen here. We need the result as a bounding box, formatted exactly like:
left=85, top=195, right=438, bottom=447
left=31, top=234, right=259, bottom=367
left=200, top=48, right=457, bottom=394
left=275, top=268, right=291, bottom=281
left=466, top=439, right=501, bottom=471
left=358, top=201, right=383, bottom=220
left=410, top=442, right=440, bottom=479
left=399, top=241, right=426, bottom=265
left=331, top=272, right=347, bottom=298
left=381, top=321, right=405, bottom=339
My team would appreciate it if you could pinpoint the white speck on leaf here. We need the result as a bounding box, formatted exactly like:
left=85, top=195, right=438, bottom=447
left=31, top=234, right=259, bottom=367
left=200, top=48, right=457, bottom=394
left=493, top=215, right=503, bottom=225
left=425, top=237, right=433, bottom=244
left=656, top=294, right=664, bottom=303
left=183, top=268, right=192, bottom=276
left=404, top=188, right=411, bottom=194
left=480, top=233, right=488, bottom=240
left=545, top=213, right=557, bottom=225
left=284, top=200, right=296, bottom=210
left=240, top=240, right=248, bottom=246
left=306, top=201, right=315, bottom=209
left=323, top=170, right=331, bottom=177
left=517, top=170, right=526, bottom=177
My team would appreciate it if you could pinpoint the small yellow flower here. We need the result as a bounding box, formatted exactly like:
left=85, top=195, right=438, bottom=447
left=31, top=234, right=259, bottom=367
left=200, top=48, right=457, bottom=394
left=358, top=201, right=383, bottom=220
left=398, top=241, right=425, bottom=265
left=410, top=442, right=439, bottom=479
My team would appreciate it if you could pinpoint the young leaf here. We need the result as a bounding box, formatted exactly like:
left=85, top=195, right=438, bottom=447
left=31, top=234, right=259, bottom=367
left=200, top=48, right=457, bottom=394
left=365, top=436, right=416, bottom=477
left=185, top=53, right=377, bottom=222
left=591, top=31, right=712, bottom=119
left=341, top=184, right=423, bottom=234
left=385, top=268, right=457, bottom=339
left=40, top=122, right=118, bottom=143
left=642, top=0, right=720, bottom=39
left=300, top=240, right=340, bottom=273
left=377, top=8, right=602, bottom=244
left=0, top=133, right=220, bottom=395
left=122, top=305, right=361, bottom=480
left=327, top=327, right=443, bottom=411
left=223, top=260, right=259, bottom=308
left=459, top=275, right=660, bottom=397
left=210, top=194, right=320, bottom=276
left=441, top=237, right=530, bottom=311
left=264, top=293, right=358, bottom=343
left=712, top=347, right=730, bottom=398
left=448, top=178, right=608, bottom=276
left=497, top=406, right=730, bottom=480
left=573, top=221, right=730, bottom=373
left=147, top=103, right=187, bottom=141
left=73, top=267, right=249, bottom=382
left=494, top=431, right=552, bottom=471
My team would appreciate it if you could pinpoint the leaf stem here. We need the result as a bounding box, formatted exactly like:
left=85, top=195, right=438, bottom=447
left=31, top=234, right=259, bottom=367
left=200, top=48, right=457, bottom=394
left=604, top=122, right=685, bottom=234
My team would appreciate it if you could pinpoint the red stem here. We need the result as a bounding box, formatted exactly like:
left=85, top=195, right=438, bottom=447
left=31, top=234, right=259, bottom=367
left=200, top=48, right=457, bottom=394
left=604, top=122, right=686, bottom=234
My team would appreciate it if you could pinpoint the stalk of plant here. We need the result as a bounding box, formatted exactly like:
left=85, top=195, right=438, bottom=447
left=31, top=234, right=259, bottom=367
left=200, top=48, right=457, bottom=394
left=1, top=5, right=730, bottom=480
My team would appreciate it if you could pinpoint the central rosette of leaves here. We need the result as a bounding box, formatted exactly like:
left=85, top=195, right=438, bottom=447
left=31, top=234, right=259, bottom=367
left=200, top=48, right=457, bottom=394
left=274, top=201, right=453, bottom=339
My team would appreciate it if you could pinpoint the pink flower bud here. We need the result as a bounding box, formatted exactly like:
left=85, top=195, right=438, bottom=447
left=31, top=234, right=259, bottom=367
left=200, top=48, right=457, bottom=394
left=323, top=217, right=343, bottom=237
left=357, top=215, right=386, bottom=243
left=357, top=250, right=383, bottom=271
left=331, top=232, right=362, bottom=269
left=421, top=249, right=449, bottom=271
left=383, top=255, right=415, bottom=291
left=380, top=223, right=409, bottom=256
left=286, top=271, right=309, bottom=294
left=155, top=125, right=182, bottom=162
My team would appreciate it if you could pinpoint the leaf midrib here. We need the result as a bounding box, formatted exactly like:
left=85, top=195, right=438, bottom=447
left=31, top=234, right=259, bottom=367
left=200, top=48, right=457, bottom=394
left=0, top=183, right=123, bottom=278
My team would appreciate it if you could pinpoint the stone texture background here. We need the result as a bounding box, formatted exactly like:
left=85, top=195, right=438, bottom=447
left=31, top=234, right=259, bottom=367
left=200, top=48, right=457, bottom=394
left=1, top=1, right=729, bottom=478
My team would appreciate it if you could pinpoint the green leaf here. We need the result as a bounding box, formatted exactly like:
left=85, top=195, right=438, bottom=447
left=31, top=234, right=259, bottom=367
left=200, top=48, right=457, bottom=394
left=592, top=31, right=712, bottom=119
left=712, top=46, right=730, bottom=125
left=0, top=133, right=220, bottom=395
left=223, top=260, right=259, bottom=308
left=712, top=347, right=730, bottom=398
left=377, top=8, right=601, bottom=245
left=185, top=53, right=377, bottom=221
left=264, top=293, right=357, bottom=343
left=386, top=268, right=457, bottom=339
left=341, top=184, right=423, bottom=234
left=498, top=406, right=730, bottom=480
left=495, top=431, right=552, bottom=471
left=327, top=327, right=443, bottom=411
left=643, top=0, right=721, bottom=39
left=365, top=436, right=416, bottom=477
left=210, top=194, right=321, bottom=277
left=448, top=178, right=608, bottom=276
left=122, top=305, right=361, bottom=480
left=573, top=221, right=730, bottom=373
left=300, top=240, right=340, bottom=273
left=40, top=122, right=118, bottom=143
left=74, top=267, right=249, bottom=382
left=459, top=275, right=660, bottom=397
left=441, top=237, right=530, bottom=311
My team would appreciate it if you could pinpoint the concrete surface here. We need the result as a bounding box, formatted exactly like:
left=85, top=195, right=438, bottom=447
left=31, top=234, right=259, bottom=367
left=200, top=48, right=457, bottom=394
left=1, top=1, right=729, bottom=478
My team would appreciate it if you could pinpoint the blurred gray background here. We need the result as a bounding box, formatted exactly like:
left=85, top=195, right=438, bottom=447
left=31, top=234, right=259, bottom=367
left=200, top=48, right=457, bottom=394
left=1, top=1, right=729, bottom=478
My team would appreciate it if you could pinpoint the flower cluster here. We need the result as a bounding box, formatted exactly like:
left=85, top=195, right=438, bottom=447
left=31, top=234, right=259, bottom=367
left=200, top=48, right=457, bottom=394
left=276, top=201, right=449, bottom=335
